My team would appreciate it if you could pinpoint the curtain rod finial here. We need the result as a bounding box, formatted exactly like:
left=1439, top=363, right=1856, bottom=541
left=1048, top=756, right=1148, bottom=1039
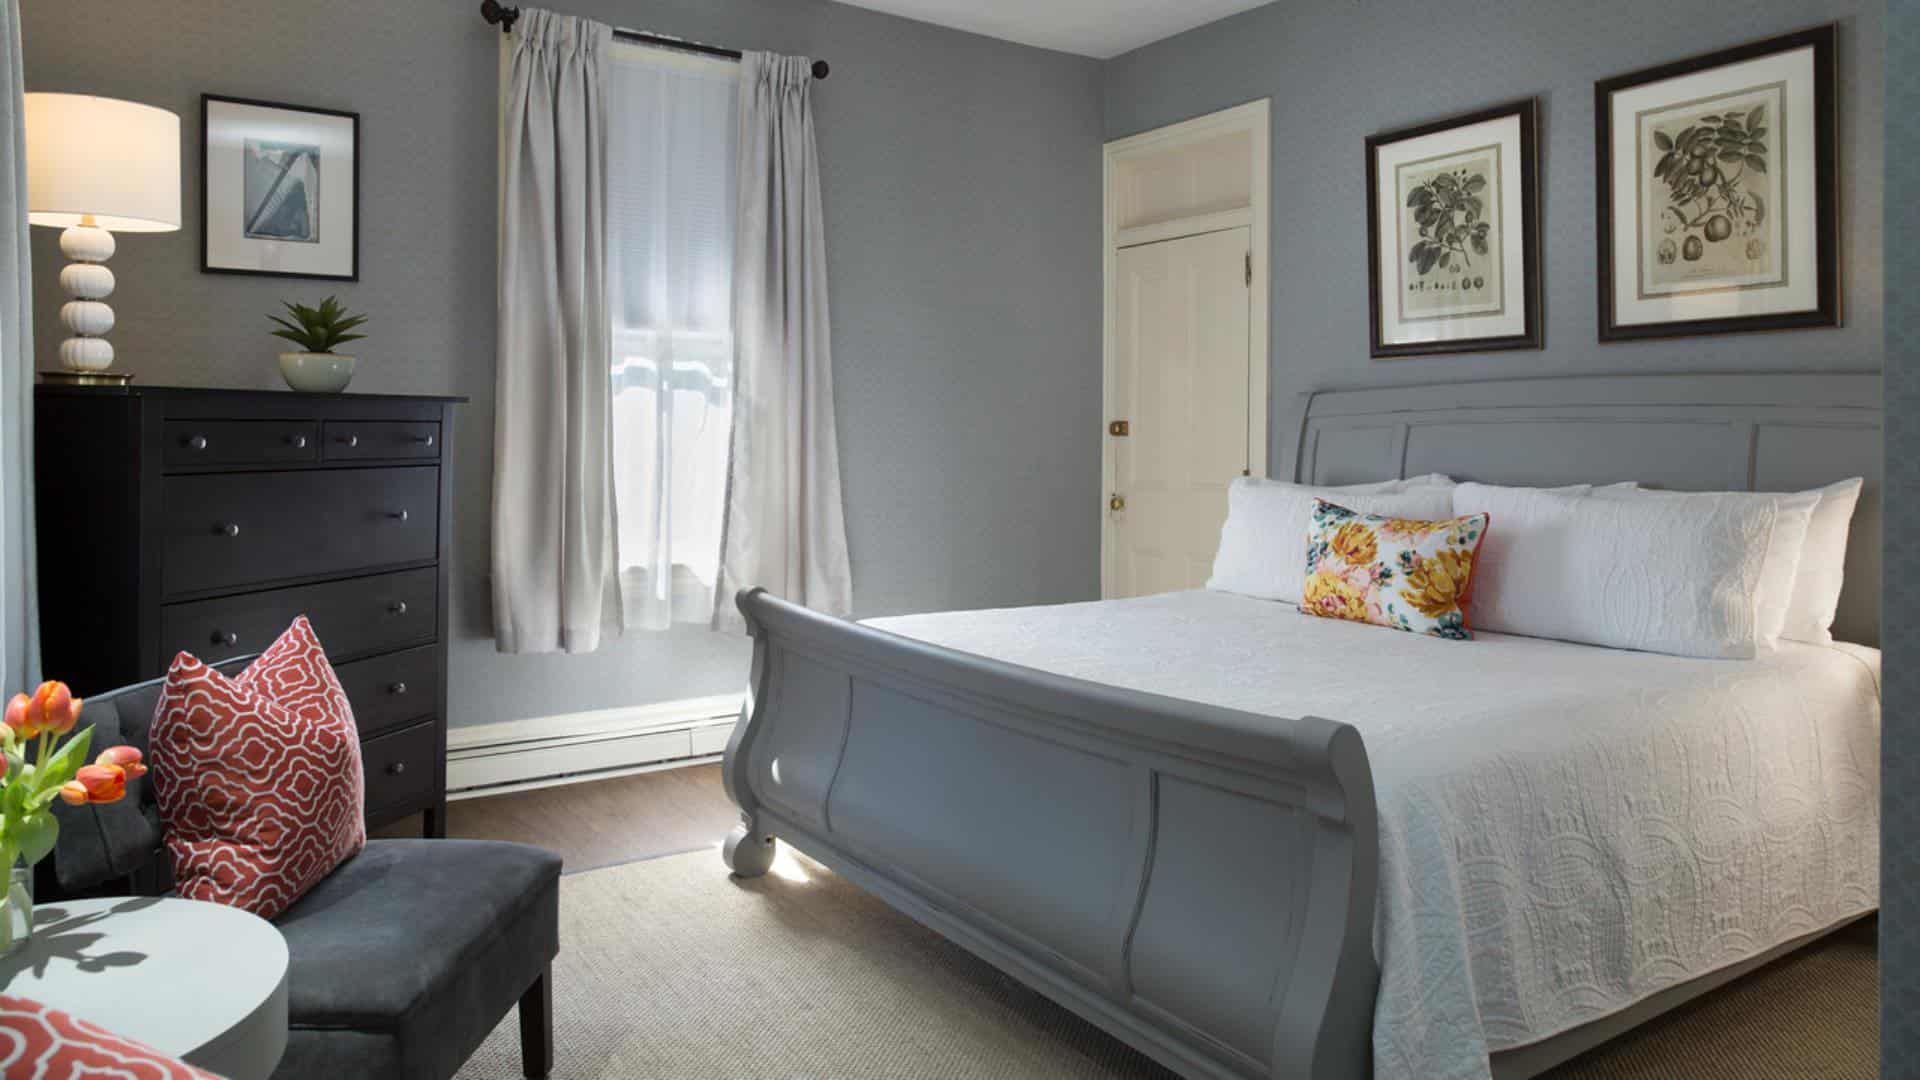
left=811, top=60, right=830, bottom=79
left=480, top=0, right=519, bottom=32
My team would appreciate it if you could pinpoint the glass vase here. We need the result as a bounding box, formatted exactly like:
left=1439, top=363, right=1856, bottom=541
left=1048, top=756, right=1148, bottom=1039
left=0, top=861, right=30, bottom=956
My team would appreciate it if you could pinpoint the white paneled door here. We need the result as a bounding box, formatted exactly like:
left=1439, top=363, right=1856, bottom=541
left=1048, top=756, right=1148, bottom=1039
left=1104, top=225, right=1253, bottom=598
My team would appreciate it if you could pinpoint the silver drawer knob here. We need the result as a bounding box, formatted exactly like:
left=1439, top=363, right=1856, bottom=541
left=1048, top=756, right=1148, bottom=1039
left=412, top=434, right=436, bottom=447
left=338, top=434, right=359, bottom=448
left=288, top=434, right=309, bottom=449
left=388, top=601, right=409, bottom=616
left=387, top=761, right=407, bottom=776
left=217, top=522, right=241, bottom=537
left=213, top=630, right=239, bottom=646
left=187, top=434, right=208, bottom=451
left=387, top=509, right=410, bottom=522
left=388, top=681, right=408, bottom=696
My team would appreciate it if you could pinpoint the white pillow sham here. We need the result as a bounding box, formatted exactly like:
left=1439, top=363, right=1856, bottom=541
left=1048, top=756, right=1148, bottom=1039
left=1591, top=486, right=1818, bottom=649
left=1780, top=477, right=1864, bottom=644
left=1208, top=479, right=1455, bottom=603
left=1452, top=482, right=1776, bottom=659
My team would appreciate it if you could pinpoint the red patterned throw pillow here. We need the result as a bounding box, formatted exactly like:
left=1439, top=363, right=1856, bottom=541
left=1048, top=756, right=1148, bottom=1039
left=0, top=993, right=218, bottom=1079
left=151, top=616, right=366, bottom=920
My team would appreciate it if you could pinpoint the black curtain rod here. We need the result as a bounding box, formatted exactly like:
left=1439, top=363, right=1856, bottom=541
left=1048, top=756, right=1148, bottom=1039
left=479, top=0, right=830, bottom=79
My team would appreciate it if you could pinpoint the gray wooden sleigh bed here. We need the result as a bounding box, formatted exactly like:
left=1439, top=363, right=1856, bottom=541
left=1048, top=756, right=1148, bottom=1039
left=720, top=372, right=1882, bottom=1080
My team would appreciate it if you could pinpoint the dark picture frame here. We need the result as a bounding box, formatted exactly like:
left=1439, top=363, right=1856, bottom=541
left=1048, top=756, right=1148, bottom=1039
left=201, top=94, right=360, bottom=281
left=1365, top=98, right=1541, bottom=359
left=1595, top=25, right=1837, bottom=341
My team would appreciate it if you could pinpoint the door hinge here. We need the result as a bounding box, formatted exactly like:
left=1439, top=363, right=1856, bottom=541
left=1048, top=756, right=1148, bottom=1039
left=1108, top=420, right=1130, bottom=437
left=1245, top=252, right=1252, bottom=287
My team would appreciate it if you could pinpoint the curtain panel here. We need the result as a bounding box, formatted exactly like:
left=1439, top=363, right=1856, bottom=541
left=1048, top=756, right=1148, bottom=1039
left=0, top=0, right=36, bottom=690
left=493, top=8, right=619, bottom=654
left=716, top=52, right=852, bottom=630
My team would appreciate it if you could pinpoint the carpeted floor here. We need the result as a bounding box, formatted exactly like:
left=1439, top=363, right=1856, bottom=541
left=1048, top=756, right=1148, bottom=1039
left=455, top=847, right=1876, bottom=1080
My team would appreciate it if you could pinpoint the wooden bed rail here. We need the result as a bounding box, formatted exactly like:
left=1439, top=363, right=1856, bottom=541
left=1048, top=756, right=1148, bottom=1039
left=723, top=588, right=1379, bottom=1079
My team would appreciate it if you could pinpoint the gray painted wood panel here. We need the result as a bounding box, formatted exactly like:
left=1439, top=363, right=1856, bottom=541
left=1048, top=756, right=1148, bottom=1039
left=1283, top=373, right=1882, bottom=644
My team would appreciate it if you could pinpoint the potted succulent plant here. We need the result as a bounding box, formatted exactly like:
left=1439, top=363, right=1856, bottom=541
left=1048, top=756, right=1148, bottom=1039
left=269, top=295, right=368, bottom=393
left=0, top=680, right=143, bottom=954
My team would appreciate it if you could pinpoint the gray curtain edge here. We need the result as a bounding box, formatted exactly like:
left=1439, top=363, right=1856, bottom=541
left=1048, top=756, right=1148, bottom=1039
left=0, top=0, right=38, bottom=690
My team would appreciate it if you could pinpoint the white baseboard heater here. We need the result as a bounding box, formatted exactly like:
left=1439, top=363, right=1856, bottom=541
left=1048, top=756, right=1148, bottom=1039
left=446, top=693, right=746, bottom=799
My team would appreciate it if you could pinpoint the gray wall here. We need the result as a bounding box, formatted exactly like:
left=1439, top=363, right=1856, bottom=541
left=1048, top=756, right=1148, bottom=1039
left=1881, top=0, right=1915, bottom=1067
left=21, top=0, right=1104, bottom=728
left=1103, top=0, right=1885, bottom=473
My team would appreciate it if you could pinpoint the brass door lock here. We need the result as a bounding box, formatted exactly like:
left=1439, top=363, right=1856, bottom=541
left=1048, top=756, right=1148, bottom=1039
left=1109, top=493, right=1126, bottom=511
left=1108, top=420, right=1130, bottom=436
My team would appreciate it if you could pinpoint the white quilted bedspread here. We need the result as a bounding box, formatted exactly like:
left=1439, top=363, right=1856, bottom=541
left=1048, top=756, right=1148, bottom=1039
left=866, top=590, right=1881, bottom=1080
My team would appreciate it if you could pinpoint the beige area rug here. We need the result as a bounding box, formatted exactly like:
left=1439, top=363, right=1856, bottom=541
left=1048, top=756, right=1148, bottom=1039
left=455, top=848, right=1876, bottom=1079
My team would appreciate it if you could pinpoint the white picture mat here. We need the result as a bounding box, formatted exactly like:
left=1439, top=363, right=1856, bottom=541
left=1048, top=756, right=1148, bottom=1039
left=1607, top=45, right=1818, bottom=326
left=205, top=100, right=355, bottom=276
left=1373, top=112, right=1526, bottom=346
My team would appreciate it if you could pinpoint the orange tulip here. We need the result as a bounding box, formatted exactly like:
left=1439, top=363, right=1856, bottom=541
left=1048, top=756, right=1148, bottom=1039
left=57, top=781, right=87, bottom=806
left=95, top=745, right=147, bottom=780
left=3, top=694, right=27, bottom=738
left=28, top=681, right=81, bottom=736
left=70, top=763, right=126, bottom=804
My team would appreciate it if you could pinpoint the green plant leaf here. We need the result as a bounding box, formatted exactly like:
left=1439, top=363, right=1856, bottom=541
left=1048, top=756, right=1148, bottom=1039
left=31, top=728, right=92, bottom=798
left=14, top=813, right=56, bottom=867
left=1653, top=130, right=1673, bottom=151
left=1748, top=104, right=1765, bottom=129
left=1745, top=154, right=1767, bottom=174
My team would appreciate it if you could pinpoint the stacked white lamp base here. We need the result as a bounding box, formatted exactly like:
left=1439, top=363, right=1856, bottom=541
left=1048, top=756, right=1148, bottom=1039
left=45, top=221, right=129, bottom=384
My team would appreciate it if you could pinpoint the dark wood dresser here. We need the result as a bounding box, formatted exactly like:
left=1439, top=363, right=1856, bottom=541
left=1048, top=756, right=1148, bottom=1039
left=33, top=385, right=465, bottom=837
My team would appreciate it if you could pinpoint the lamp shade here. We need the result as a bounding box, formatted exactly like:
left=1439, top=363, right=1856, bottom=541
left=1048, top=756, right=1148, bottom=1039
left=25, top=93, right=181, bottom=233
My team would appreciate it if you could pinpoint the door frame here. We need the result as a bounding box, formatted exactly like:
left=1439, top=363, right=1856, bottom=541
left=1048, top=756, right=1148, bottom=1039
left=1101, top=99, right=1270, bottom=598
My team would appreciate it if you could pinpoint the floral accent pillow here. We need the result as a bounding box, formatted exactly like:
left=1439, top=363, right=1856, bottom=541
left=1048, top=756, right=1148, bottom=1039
left=1299, top=499, right=1490, bottom=639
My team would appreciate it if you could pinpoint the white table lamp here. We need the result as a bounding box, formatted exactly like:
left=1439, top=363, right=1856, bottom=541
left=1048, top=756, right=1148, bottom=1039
left=24, top=93, right=182, bottom=384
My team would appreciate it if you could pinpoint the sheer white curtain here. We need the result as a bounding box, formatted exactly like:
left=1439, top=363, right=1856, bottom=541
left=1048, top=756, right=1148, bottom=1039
left=605, top=47, right=738, bottom=630
left=0, top=0, right=35, bottom=690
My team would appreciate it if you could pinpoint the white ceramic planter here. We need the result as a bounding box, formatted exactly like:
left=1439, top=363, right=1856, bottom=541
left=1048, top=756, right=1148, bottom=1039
left=279, top=352, right=357, bottom=394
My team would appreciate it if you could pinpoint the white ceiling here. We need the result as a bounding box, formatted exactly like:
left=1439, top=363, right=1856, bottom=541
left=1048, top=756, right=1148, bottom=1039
left=835, top=0, right=1273, bottom=59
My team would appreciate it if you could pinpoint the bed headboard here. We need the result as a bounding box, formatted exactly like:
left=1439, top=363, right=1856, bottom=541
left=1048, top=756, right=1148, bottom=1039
left=1280, top=373, right=1883, bottom=646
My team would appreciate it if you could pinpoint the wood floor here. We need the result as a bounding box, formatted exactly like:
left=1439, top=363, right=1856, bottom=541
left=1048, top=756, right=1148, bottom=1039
left=374, top=764, right=742, bottom=872
left=387, top=765, right=1877, bottom=1078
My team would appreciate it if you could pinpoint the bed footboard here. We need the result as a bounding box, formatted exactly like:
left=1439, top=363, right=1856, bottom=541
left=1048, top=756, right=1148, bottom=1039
left=722, top=589, right=1378, bottom=1080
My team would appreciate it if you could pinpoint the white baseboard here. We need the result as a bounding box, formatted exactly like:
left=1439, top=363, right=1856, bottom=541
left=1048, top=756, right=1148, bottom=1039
left=447, top=693, right=744, bottom=798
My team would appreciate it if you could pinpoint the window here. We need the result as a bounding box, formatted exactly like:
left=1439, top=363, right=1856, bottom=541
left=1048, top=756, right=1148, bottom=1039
left=605, top=47, right=739, bottom=630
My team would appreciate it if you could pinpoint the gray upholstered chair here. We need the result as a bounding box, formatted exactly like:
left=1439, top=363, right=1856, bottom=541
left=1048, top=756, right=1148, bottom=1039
left=45, top=663, right=561, bottom=1080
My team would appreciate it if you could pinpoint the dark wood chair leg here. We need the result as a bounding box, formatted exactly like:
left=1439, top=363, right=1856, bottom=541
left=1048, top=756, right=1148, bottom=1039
left=422, top=797, right=449, bottom=838
left=519, top=966, right=553, bottom=1079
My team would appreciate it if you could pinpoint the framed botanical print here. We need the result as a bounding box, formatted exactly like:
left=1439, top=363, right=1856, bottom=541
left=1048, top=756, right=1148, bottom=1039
left=202, top=94, right=360, bottom=280
left=1596, top=25, right=1837, bottom=341
left=1366, top=98, right=1541, bottom=358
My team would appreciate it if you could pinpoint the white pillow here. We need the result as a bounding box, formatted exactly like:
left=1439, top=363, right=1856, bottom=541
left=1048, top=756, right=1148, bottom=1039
left=1388, top=472, right=1457, bottom=491
left=1452, top=482, right=1776, bottom=659
left=1780, top=478, right=1864, bottom=644
left=1208, top=480, right=1455, bottom=603
left=1592, top=486, right=1819, bottom=649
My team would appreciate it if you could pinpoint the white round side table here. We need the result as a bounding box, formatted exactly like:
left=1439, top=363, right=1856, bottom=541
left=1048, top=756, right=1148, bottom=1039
left=0, top=896, right=288, bottom=1079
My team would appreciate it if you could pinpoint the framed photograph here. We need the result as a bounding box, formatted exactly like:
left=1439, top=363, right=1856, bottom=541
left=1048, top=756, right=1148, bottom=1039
left=1596, top=25, right=1837, bottom=341
left=202, top=94, right=359, bottom=280
left=1366, top=98, right=1541, bottom=358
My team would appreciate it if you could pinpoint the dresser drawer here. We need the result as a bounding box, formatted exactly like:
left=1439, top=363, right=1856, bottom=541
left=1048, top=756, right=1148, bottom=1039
left=335, top=645, right=440, bottom=738
left=159, top=567, right=437, bottom=668
left=361, top=719, right=440, bottom=818
left=163, top=420, right=319, bottom=469
left=323, top=421, right=440, bottom=461
left=162, top=467, right=438, bottom=596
